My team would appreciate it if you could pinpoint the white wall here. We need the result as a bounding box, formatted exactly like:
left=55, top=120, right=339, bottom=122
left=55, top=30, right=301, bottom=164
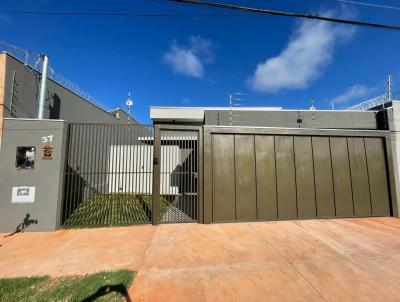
left=108, top=145, right=191, bottom=195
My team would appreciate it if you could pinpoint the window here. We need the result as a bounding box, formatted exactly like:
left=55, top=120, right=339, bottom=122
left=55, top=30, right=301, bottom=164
left=16, top=146, right=36, bottom=169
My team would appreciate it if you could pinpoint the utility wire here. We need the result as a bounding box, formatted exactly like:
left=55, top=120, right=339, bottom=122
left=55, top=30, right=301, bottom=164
left=2, top=1, right=399, bottom=29
left=168, top=0, right=400, bottom=30
left=338, top=0, right=400, bottom=11
left=0, top=10, right=256, bottom=17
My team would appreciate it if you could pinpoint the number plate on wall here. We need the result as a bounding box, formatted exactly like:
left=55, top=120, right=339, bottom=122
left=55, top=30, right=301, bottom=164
left=11, top=186, right=36, bottom=203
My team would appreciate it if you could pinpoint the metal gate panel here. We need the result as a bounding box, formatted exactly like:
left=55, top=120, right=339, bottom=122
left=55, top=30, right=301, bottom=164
left=234, top=135, right=257, bottom=221
left=348, top=137, right=372, bottom=216
left=275, top=136, right=297, bottom=220
left=294, top=136, right=317, bottom=219
left=200, top=126, right=394, bottom=223
left=158, top=129, right=199, bottom=223
left=255, top=135, right=277, bottom=220
left=330, top=137, right=355, bottom=217
left=212, top=134, right=236, bottom=222
left=365, top=138, right=391, bottom=216
left=62, top=124, right=154, bottom=227
left=312, top=137, right=336, bottom=218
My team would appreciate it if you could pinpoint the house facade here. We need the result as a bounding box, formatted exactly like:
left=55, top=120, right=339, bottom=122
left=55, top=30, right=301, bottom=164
left=0, top=49, right=400, bottom=231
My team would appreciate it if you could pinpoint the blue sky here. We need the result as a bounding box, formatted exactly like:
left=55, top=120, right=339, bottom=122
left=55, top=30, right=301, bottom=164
left=1, top=0, right=400, bottom=123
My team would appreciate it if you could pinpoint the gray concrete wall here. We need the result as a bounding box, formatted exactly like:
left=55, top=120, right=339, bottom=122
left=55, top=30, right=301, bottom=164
left=0, top=119, right=68, bottom=232
left=387, top=102, right=400, bottom=217
left=204, top=110, right=380, bottom=130
left=0, top=54, right=5, bottom=149
left=1, top=54, right=138, bottom=124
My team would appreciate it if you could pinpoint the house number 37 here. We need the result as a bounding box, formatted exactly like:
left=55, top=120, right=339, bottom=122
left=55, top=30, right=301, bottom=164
left=41, top=135, right=54, bottom=144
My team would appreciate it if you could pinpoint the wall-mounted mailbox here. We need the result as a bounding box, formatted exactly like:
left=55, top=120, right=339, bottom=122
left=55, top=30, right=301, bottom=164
left=16, top=146, right=35, bottom=169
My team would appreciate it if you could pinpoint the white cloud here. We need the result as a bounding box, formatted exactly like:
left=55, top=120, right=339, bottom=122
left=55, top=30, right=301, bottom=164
left=163, top=36, right=214, bottom=78
left=333, top=84, right=374, bottom=104
left=164, top=45, right=204, bottom=78
left=248, top=11, right=355, bottom=93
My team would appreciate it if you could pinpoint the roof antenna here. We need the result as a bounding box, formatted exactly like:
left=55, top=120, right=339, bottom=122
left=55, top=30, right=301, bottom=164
left=126, top=91, right=133, bottom=124
left=310, top=98, right=316, bottom=128
left=310, top=98, right=315, bottom=111
left=229, top=93, right=233, bottom=126
left=385, top=74, right=393, bottom=109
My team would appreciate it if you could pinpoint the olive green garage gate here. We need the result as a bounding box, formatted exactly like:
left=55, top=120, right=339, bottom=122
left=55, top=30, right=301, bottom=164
left=202, top=126, right=397, bottom=223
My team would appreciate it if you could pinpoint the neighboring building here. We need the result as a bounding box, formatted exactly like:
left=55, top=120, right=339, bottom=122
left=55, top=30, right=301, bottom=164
left=0, top=50, right=142, bottom=232
left=0, top=53, right=138, bottom=147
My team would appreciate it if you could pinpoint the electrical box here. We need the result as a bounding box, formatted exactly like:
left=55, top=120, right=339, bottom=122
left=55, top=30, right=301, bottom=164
left=16, top=146, right=35, bottom=169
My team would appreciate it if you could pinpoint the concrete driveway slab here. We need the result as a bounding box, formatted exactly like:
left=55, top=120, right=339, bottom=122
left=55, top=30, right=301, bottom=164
left=294, top=219, right=397, bottom=258
left=248, top=221, right=346, bottom=262
left=1, top=217, right=400, bottom=301
left=131, top=262, right=323, bottom=302
left=140, top=223, right=285, bottom=270
left=294, top=257, right=400, bottom=302
left=0, top=225, right=155, bottom=277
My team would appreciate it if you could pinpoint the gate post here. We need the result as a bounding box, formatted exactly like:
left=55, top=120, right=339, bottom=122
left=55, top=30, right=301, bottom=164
left=152, top=124, right=161, bottom=225
left=386, top=134, right=399, bottom=217
left=203, top=127, right=213, bottom=224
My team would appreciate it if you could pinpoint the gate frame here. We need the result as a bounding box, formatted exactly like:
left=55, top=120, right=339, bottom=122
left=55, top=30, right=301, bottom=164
left=203, top=126, right=398, bottom=223
left=61, top=122, right=156, bottom=227
left=152, top=124, right=203, bottom=225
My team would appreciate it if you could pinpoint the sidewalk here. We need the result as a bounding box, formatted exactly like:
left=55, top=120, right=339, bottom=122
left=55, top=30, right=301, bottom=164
left=2, top=218, right=400, bottom=301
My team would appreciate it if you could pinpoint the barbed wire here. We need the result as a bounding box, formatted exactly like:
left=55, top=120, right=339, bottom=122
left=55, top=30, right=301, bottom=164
left=346, top=93, right=395, bottom=110
left=0, top=40, right=112, bottom=112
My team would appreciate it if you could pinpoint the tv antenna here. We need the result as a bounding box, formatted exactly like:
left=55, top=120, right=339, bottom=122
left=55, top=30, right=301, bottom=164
left=386, top=74, right=393, bottom=104
left=126, top=91, right=133, bottom=123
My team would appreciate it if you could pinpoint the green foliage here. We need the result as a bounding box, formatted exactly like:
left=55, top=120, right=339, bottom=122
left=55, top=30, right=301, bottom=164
left=137, top=195, right=170, bottom=218
left=0, top=270, right=135, bottom=302
left=63, top=193, right=172, bottom=228
left=0, top=276, right=46, bottom=301
left=63, top=193, right=151, bottom=228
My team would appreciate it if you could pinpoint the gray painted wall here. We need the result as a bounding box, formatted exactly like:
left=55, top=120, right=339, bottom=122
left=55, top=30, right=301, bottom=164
left=0, top=119, right=68, bottom=232
left=204, top=110, right=381, bottom=130
left=387, top=102, right=400, bottom=217
left=2, top=54, right=138, bottom=124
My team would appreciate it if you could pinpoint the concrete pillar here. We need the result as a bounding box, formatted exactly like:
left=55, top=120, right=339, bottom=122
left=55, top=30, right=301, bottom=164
left=387, top=102, right=400, bottom=217
left=0, top=119, right=68, bottom=232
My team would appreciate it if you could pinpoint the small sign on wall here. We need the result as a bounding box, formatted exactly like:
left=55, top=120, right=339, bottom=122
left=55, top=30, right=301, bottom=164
left=11, top=186, right=36, bottom=203
left=42, top=145, right=54, bottom=160
left=41, top=135, right=55, bottom=160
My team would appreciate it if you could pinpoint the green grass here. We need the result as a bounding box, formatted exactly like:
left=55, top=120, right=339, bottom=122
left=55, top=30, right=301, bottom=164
left=138, top=195, right=170, bottom=218
left=63, top=194, right=151, bottom=228
left=0, top=269, right=135, bottom=302
left=63, top=193, right=173, bottom=228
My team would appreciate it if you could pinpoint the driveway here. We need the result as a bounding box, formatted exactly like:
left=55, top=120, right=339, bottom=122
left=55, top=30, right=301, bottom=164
left=2, top=218, right=400, bottom=301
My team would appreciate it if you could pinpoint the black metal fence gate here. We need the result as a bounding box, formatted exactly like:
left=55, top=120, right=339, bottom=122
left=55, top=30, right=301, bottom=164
left=61, top=123, right=201, bottom=227
left=62, top=123, right=154, bottom=227
left=158, top=129, right=199, bottom=223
